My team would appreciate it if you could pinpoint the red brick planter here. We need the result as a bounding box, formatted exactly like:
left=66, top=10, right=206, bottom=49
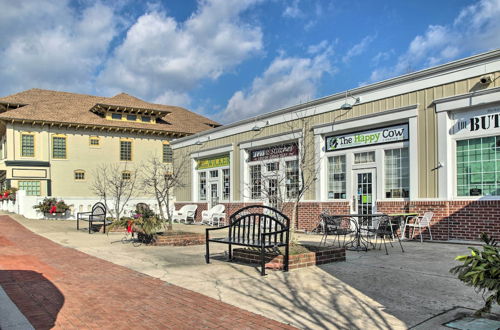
left=150, top=232, right=205, bottom=246
left=233, top=245, right=345, bottom=270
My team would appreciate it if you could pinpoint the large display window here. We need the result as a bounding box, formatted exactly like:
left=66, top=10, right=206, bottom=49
left=196, top=154, right=230, bottom=205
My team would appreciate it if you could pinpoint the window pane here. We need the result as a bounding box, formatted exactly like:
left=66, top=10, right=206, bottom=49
left=52, top=137, right=66, bottom=159
left=199, top=172, right=206, bottom=200
left=456, top=135, right=500, bottom=196
left=112, top=113, right=122, bottom=120
left=384, top=148, right=410, bottom=198
left=120, top=141, right=132, bottom=161
left=250, top=165, right=261, bottom=199
left=354, top=151, right=375, bottom=164
left=122, top=172, right=131, bottom=180
left=74, top=171, right=85, bottom=180
left=18, top=181, right=41, bottom=196
left=126, top=114, right=137, bottom=121
left=163, top=144, right=173, bottom=163
left=286, top=160, right=299, bottom=198
left=90, top=137, right=100, bottom=146
left=223, top=169, right=230, bottom=200
left=327, top=155, right=346, bottom=199
left=141, top=116, right=151, bottom=123
left=21, top=134, right=34, bottom=157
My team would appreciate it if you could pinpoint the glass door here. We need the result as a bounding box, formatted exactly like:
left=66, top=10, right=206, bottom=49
left=353, top=169, right=376, bottom=215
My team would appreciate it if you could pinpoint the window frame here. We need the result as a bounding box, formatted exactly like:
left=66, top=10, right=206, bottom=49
left=20, top=133, right=35, bottom=157
left=122, top=171, right=131, bottom=181
left=89, top=136, right=100, bottom=147
left=18, top=180, right=41, bottom=196
left=383, top=147, right=410, bottom=199
left=162, top=142, right=173, bottom=163
left=327, top=155, right=347, bottom=200
left=52, top=135, right=67, bottom=159
left=74, top=170, right=86, bottom=181
left=120, top=139, right=133, bottom=161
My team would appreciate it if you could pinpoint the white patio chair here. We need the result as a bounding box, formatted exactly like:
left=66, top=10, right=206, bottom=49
left=172, top=205, right=197, bottom=224
left=403, top=212, right=433, bottom=242
left=200, top=204, right=225, bottom=226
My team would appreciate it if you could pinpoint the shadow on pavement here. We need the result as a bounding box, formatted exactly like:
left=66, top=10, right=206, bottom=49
left=0, top=270, right=64, bottom=330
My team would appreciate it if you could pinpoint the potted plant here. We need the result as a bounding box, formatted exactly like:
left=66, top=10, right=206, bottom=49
left=34, top=198, right=70, bottom=215
left=109, top=207, right=162, bottom=243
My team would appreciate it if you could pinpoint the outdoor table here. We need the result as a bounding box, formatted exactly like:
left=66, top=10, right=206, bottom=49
left=332, top=214, right=388, bottom=251
left=387, top=213, right=419, bottom=240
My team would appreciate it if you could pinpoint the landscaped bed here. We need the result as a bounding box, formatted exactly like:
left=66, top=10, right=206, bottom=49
left=233, top=244, right=346, bottom=270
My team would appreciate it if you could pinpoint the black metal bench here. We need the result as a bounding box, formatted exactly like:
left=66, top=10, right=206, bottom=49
left=76, top=202, right=109, bottom=234
left=205, top=205, right=290, bottom=276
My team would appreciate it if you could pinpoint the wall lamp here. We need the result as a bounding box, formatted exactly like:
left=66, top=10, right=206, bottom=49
left=340, top=91, right=361, bottom=110
left=195, top=136, right=211, bottom=145
left=251, top=120, right=269, bottom=132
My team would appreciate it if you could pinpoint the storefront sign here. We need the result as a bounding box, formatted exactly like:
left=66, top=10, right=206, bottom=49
left=325, top=124, right=409, bottom=151
left=196, top=155, right=230, bottom=170
left=249, top=143, right=298, bottom=161
left=453, top=108, right=500, bottom=136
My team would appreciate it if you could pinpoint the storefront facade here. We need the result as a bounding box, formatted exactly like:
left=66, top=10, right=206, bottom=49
left=172, top=50, right=500, bottom=241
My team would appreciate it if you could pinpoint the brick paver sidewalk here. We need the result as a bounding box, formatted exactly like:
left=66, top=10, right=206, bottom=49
left=0, top=215, right=294, bottom=329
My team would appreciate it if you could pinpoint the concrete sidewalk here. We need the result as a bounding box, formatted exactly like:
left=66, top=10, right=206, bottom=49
left=3, top=212, right=497, bottom=329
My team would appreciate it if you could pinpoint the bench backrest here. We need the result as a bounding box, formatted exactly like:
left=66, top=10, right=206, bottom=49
left=92, top=202, right=106, bottom=220
left=229, top=205, right=290, bottom=245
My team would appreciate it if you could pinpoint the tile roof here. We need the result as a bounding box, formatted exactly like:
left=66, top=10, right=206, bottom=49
left=0, top=89, right=220, bottom=135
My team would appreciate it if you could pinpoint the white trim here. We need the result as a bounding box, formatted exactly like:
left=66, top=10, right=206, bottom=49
left=239, top=131, right=302, bottom=150
left=409, top=116, right=419, bottom=200
left=172, top=50, right=500, bottom=149
left=435, top=86, right=500, bottom=112
left=190, top=144, right=232, bottom=158
left=313, top=105, right=418, bottom=135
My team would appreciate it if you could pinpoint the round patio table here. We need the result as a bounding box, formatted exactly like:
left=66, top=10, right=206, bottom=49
left=332, top=214, right=388, bottom=251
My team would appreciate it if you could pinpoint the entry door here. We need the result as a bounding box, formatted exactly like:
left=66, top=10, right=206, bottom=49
left=210, top=183, right=219, bottom=208
left=353, top=169, right=376, bottom=215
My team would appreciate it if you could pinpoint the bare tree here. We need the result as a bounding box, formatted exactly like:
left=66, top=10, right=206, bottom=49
left=141, top=154, right=188, bottom=231
left=91, top=163, right=138, bottom=222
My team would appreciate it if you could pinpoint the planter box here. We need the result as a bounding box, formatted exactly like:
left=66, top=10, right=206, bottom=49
left=151, top=232, right=205, bottom=246
left=233, top=245, right=346, bottom=271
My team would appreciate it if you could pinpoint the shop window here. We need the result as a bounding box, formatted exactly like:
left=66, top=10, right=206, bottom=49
left=210, top=170, right=218, bottom=178
left=120, top=140, right=132, bottom=161
left=52, top=136, right=67, bottom=159
left=89, top=136, right=100, bottom=147
left=163, top=143, right=173, bottom=163
left=266, top=162, right=279, bottom=172
left=250, top=165, right=261, bottom=199
left=18, top=181, right=41, bottom=196
left=286, top=160, right=299, bottom=198
left=354, top=151, right=375, bottom=164
left=122, top=171, right=131, bottom=180
left=74, top=170, right=85, bottom=181
left=456, top=136, right=500, bottom=196
left=21, top=133, right=35, bottom=157
left=199, top=172, right=207, bottom=201
left=223, top=169, right=230, bottom=200
left=327, top=156, right=346, bottom=199
left=384, top=148, right=409, bottom=198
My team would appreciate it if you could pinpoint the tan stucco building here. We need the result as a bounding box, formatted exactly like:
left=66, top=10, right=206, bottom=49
left=172, top=49, right=500, bottom=241
left=0, top=89, right=219, bottom=197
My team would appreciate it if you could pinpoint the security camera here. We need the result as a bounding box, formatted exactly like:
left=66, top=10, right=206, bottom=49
left=479, top=75, right=492, bottom=84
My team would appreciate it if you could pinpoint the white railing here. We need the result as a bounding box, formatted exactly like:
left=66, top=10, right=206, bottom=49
left=6, top=190, right=173, bottom=220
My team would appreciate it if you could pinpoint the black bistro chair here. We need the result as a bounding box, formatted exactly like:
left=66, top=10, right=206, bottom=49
left=320, top=213, right=356, bottom=247
left=77, top=202, right=108, bottom=234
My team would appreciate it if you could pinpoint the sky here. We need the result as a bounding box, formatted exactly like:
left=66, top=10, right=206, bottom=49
left=1, top=0, right=500, bottom=124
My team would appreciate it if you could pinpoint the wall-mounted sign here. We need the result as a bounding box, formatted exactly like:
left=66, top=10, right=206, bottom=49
left=452, top=108, right=500, bottom=136
left=325, top=124, right=409, bottom=152
left=249, top=143, right=298, bottom=162
left=196, top=155, right=230, bottom=170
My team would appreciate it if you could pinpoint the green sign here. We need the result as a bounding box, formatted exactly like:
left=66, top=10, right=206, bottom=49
left=197, top=155, right=230, bottom=170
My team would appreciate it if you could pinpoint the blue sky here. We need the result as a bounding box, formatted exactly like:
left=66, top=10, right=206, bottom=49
left=1, top=0, right=499, bottom=123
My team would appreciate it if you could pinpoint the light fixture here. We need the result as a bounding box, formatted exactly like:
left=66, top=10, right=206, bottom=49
left=340, top=91, right=360, bottom=110
left=251, top=120, right=269, bottom=131
left=195, top=136, right=210, bottom=146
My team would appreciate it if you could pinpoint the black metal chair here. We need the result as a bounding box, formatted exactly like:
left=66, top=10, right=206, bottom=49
left=369, top=216, right=405, bottom=255
left=76, top=202, right=108, bottom=234
left=320, top=214, right=356, bottom=247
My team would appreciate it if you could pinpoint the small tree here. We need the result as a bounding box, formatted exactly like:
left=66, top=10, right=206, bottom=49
left=141, top=155, right=188, bottom=231
left=91, top=163, right=138, bottom=222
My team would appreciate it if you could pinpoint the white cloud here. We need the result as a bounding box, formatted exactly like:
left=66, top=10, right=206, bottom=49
left=342, top=35, right=375, bottom=63
left=0, top=0, right=119, bottom=95
left=97, top=0, right=263, bottom=102
left=220, top=47, right=335, bottom=123
left=369, top=0, right=500, bottom=82
left=283, top=0, right=303, bottom=18
left=153, top=90, right=191, bottom=108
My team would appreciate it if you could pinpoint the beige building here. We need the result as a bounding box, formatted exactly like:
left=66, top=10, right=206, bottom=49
left=172, top=49, right=500, bottom=241
left=0, top=89, right=219, bottom=197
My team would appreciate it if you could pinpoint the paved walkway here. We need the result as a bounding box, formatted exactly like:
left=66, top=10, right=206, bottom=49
left=0, top=215, right=293, bottom=329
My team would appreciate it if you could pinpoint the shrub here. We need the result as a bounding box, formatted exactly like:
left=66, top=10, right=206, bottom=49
left=450, top=233, right=500, bottom=315
left=33, top=198, right=70, bottom=213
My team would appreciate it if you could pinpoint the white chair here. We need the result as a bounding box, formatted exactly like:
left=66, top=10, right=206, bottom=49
left=200, top=204, right=226, bottom=226
left=172, top=205, right=197, bottom=224
left=403, top=212, right=434, bottom=242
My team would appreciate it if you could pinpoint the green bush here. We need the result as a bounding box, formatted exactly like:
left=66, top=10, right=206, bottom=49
left=450, top=233, right=500, bottom=315
left=33, top=198, right=70, bottom=213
